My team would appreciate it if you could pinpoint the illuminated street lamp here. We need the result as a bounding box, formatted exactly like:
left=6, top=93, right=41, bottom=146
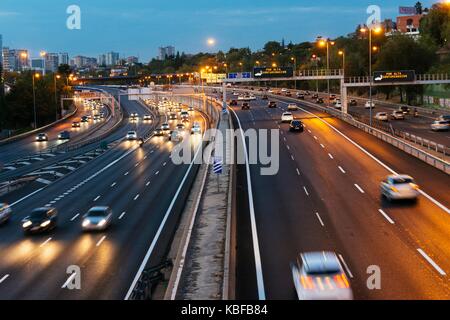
left=338, top=50, right=345, bottom=74
left=317, top=37, right=335, bottom=106
left=272, top=62, right=277, bottom=68
left=54, top=74, right=61, bottom=120
left=32, top=73, right=41, bottom=129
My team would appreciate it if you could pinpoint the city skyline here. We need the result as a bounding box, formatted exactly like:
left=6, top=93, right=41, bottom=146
left=0, top=0, right=437, bottom=61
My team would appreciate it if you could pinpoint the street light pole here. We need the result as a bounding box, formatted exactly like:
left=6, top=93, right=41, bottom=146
left=54, top=74, right=61, bottom=121
left=32, top=73, right=39, bottom=129
left=369, top=29, right=373, bottom=127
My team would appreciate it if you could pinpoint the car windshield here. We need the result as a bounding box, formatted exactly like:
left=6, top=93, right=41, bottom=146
left=304, top=261, right=341, bottom=275
left=291, top=121, right=301, bottom=126
left=30, top=210, right=48, bottom=220
left=392, top=177, right=414, bottom=184
left=86, top=209, right=107, bottom=217
left=284, top=113, right=292, bottom=116
left=128, top=131, right=135, bottom=135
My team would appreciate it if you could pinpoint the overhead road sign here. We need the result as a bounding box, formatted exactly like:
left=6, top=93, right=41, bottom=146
left=373, top=70, right=416, bottom=83
left=253, top=67, right=293, bottom=79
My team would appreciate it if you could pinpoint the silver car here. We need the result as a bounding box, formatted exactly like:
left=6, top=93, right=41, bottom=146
left=380, top=175, right=420, bottom=201
left=431, top=120, right=450, bottom=131
left=291, top=251, right=353, bottom=300
left=82, top=206, right=113, bottom=231
left=0, top=203, right=12, bottom=224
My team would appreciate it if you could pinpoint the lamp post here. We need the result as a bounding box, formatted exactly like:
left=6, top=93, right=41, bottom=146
left=338, top=50, right=345, bottom=75
left=32, top=73, right=40, bottom=129
left=360, top=26, right=382, bottom=127
left=54, top=74, right=61, bottom=120
left=291, top=56, right=297, bottom=90
left=318, top=37, right=335, bottom=106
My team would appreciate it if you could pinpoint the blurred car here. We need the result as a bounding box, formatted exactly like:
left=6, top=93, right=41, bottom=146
left=22, top=207, right=58, bottom=234
left=126, top=131, right=138, bottom=140
left=154, top=128, right=164, bottom=136
left=334, top=101, right=342, bottom=110
left=188, top=106, right=194, bottom=111
left=72, top=121, right=81, bottom=128
left=375, top=112, right=389, bottom=121
left=169, top=130, right=183, bottom=142
left=438, top=115, right=450, bottom=121
left=285, top=91, right=292, bottom=97
left=169, top=113, right=177, bottom=120
left=391, top=110, right=405, bottom=120
left=36, top=133, right=48, bottom=142
left=281, top=88, right=288, bottom=93
left=161, top=123, right=170, bottom=131
left=82, top=206, right=113, bottom=231
left=316, top=98, right=324, bottom=104
left=130, top=112, right=139, bottom=118
left=281, top=112, right=294, bottom=123
left=431, top=120, right=450, bottom=131
left=191, top=123, right=202, bottom=135
left=380, top=174, right=420, bottom=202
left=230, top=100, right=238, bottom=106
left=176, top=123, right=186, bottom=131
left=398, top=106, right=411, bottom=115
left=296, top=93, right=305, bottom=100
left=349, top=99, right=358, bottom=106
left=262, top=95, right=268, bottom=100
left=364, top=101, right=375, bottom=109
left=58, top=131, right=71, bottom=140
left=289, top=120, right=304, bottom=133
left=268, top=101, right=277, bottom=108
left=0, top=203, right=11, bottom=224
left=291, top=251, right=353, bottom=300
left=287, top=103, right=299, bottom=111
left=81, top=116, right=89, bottom=123
left=180, top=111, right=190, bottom=120
left=143, top=115, right=152, bottom=121
left=241, top=102, right=250, bottom=110
left=93, top=114, right=101, bottom=121
left=312, top=93, right=319, bottom=99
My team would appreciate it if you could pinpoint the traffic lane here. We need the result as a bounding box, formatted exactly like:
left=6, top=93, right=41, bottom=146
left=231, top=105, right=345, bottom=299
left=246, top=102, right=450, bottom=299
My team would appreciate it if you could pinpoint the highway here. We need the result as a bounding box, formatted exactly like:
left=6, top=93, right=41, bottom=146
left=230, top=94, right=450, bottom=300
left=0, top=94, right=207, bottom=299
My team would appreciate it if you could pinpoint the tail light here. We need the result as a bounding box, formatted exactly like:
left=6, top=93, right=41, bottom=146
left=334, top=273, right=350, bottom=289
left=300, top=276, right=315, bottom=290
left=390, top=186, right=398, bottom=193
left=410, top=183, right=419, bottom=190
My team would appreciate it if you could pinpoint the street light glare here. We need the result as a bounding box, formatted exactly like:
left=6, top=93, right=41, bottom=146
left=207, top=38, right=216, bottom=46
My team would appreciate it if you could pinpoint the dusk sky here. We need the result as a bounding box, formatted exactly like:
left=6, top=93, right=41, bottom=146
left=0, top=0, right=438, bottom=62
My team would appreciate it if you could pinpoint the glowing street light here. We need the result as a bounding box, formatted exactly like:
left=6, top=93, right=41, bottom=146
left=207, top=38, right=216, bottom=46
left=32, top=73, right=41, bottom=129
left=316, top=37, right=335, bottom=106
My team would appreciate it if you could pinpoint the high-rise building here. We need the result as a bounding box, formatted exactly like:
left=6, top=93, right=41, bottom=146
left=8, top=49, right=29, bottom=71
left=58, top=53, right=69, bottom=65
left=98, top=54, right=106, bottom=66
left=127, top=56, right=139, bottom=65
left=105, top=52, right=119, bottom=66
left=45, top=53, right=59, bottom=72
left=31, top=58, right=46, bottom=74
left=158, top=46, right=175, bottom=60
left=1, top=47, right=13, bottom=72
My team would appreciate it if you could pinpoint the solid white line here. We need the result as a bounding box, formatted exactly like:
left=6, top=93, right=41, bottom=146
left=124, top=113, right=209, bottom=300
left=118, top=212, right=126, bottom=220
left=354, top=184, right=365, bottom=194
left=328, top=153, right=334, bottom=159
left=111, top=182, right=117, bottom=187
left=303, top=186, right=309, bottom=196
left=40, top=237, right=52, bottom=248
left=315, top=212, right=325, bottom=227
left=0, top=274, right=9, bottom=284
left=134, top=194, right=140, bottom=201
left=297, top=105, right=450, bottom=215
left=93, top=196, right=100, bottom=202
left=338, top=166, right=346, bottom=174
left=61, top=272, right=77, bottom=289
left=70, top=213, right=80, bottom=221
left=338, top=254, right=354, bottom=278
left=10, top=188, right=44, bottom=207
left=417, top=249, right=446, bottom=276
left=96, top=236, right=106, bottom=247
left=226, top=108, right=266, bottom=300
left=378, top=209, right=395, bottom=224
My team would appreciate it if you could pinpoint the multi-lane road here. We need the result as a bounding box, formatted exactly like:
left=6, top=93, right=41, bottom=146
left=0, top=90, right=208, bottom=299
left=230, top=93, right=450, bottom=300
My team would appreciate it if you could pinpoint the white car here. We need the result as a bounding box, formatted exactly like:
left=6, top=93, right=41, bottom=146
left=169, top=130, right=183, bottom=142
left=82, top=206, right=113, bottom=231
left=364, top=101, right=375, bottom=109
left=287, top=104, right=299, bottom=111
left=281, top=112, right=294, bottom=123
left=375, top=112, right=388, bottom=121
left=161, top=123, right=170, bottom=131
left=291, top=251, right=353, bottom=300
left=0, top=203, right=11, bottom=224
left=380, top=175, right=420, bottom=201
left=191, top=123, right=202, bottom=135
left=334, top=101, right=342, bottom=110
left=391, top=110, right=405, bottom=120
left=126, top=131, right=138, bottom=140
left=431, top=120, right=450, bottom=131
left=281, top=88, right=288, bottom=93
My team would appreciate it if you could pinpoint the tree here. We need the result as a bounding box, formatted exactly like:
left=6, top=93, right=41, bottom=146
left=420, top=3, right=450, bottom=47
left=415, top=2, right=423, bottom=14
left=58, top=64, right=72, bottom=76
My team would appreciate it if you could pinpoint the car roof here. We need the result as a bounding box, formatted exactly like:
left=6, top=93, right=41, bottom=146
left=301, top=252, right=341, bottom=274
left=89, top=206, right=110, bottom=211
left=387, top=174, right=413, bottom=181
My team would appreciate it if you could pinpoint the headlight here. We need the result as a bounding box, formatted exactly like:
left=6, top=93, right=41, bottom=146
left=22, top=221, right=32, bottom=228
left=98, top=219, right=107, bottom=227
left=82, top=219, right=90, bottom=227
left=40, top=220, right=51, bottom=227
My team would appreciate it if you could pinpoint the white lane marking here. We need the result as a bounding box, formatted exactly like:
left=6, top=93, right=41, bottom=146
left=296, top=168, right=301, bottom=176
left=163, top=162, right=167, bottom=167
left=146, top=181, right=150, bottom=187
left=320, top=144, right=325, bottom=148
left=70, top=213, right=80, bottom=221
left=417, top=249, right=446, bottom=276
left=0, top=274, right=9, bottom=284
left=119, top=212, right=126, bottom=220
left=378, top=209, right=395, bottom=224
left=143, top=155, right=148, bottom=160
left=315, top=212, right=325, bottom=227
left=313, top=136, right=318, bottom=140
left=61, top=272, right=77, bottom=289
left=40, top=237, right=52, bottom=248
left=297, top=105, right=450, bottom=215
left=283, top=137, right=287, bottom=142
left=135, top=163, right=139, bottom=167
left=96, top=236, right=107, bottom=247
left=303, top=186, right=309, bottom=196
left=354, top=184, right=365, bottom=194
left=111, top=182, right=117, bottom=187
left=328, top=153, right=334, bottom=159
left=150, top=150, right=154, bottom=154
left=338, top=254, right=354, bottom=278
left=307, top=129, right=311, bottom=133
left=134, top=194, right=140, bottom=201
left=291, top=155, right=295, bottom=161
left=155, top=171, right=160, bottom=175
left=124, top=111, right=211, bottom=300
left=10, top=188, right=44, bottom=207
left=338, top=166, right=346, bottom=174
left=287, top=145, right=290, bottom=150
left=93, top=196, right=100, bottom=202
left=124, top=172, right=129, bottom=176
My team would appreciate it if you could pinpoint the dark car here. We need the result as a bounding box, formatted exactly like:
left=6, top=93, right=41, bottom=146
left=285, top=91, right=292, bottom=97
left=35, top=133, right=48, bottom=142
left=230, top=100, right=238, bottom=106
left=268, top=101, right=277, bottom=108
left=349, top=99, right=358, bottom=106
left=154, top=128, right=164, bottom=136
left=72, top=121, right=81, bottom=128
left=262, top=95, right=268, bottom=100
left=398, top=106, right=411, bottom=115
left=22, top=207, right=58, bottom=234
left=296, top=93, right=305, bottom=100
left=289, top=120, right=304, bottom=133
left=58, top=131, right=71, bottom=140
left=242, top=102, right=250, bottom=110
left=81, top=116, right=89, bottom=123
left=316, top=98, right=324, bottom=104
left=169, top=113, right=177, bottom=120
left=312, top=93, right=319, bottom=99
left=176, top=123, right=186, bottom=130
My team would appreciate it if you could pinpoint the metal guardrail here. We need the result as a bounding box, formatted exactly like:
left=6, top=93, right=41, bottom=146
left=128, top=260, right=173, bottom=300
left=0, top=176, right=37, bottom=195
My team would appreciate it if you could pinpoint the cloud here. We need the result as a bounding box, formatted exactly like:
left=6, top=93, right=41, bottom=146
left=0, top=11, right=19, bottom=17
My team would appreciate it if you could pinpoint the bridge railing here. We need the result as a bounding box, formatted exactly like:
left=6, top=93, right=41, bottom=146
left=345, top=73, right=450, bottom=84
